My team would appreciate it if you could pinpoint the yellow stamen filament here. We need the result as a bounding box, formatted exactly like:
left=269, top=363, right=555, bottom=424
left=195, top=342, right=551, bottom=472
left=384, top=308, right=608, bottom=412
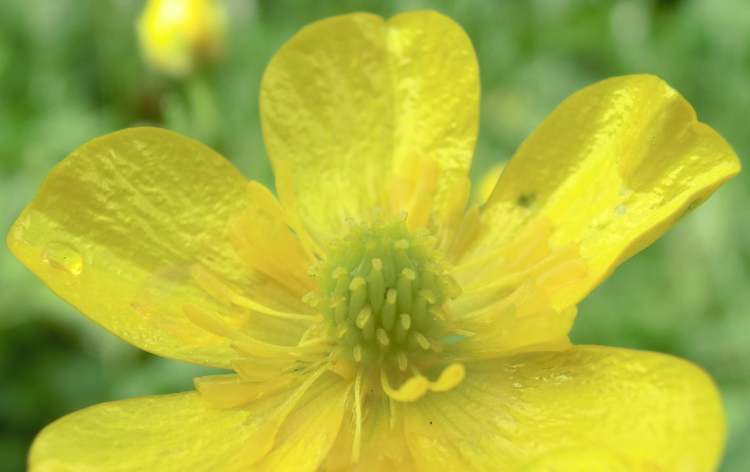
left=353, top=345, right=363, bottom=362
left=413, top=332, right=431, bottom=350
left=191, top=264, right=317, bottom=321
left=231, top=359, right=295, bottom=382
left=381, top=288, right=398, bottom=331
left=184, top=305, right=230, bottom=337
left=368, top=258, right=385, bottom=312
left=231, top=333, right=327, bottom=359
left=396, top=352, right=408, bottom=372
left=376, top=328, right=390, bottom=347
left=194, top=374, right=296, bottom=409
left=428, top=363, right=465, bottom=392
left=380, top=369, right=429, bottom=402
left=237, top=365, right=327, bottom=466
left=352, top=368, right=363, bottom=464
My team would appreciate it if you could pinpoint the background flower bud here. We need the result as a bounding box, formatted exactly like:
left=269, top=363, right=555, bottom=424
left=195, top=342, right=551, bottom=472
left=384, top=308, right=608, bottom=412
left=137, top=0, right=227, bottom=77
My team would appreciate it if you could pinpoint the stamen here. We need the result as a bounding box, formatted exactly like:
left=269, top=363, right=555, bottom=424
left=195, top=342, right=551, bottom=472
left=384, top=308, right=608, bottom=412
left=353, top=345, right=363, bottom=363
left=395, top=314, right=411, bottom=345
left=306, top=217, right=465, bottom=402
left=397, top=268, right=416, bottom=313
left=192, top=265, right=316, bottom=321
left=184, top=305, right=230, bottom=337
left=394, top=239, right=412, bottom=270
left=348, top=276, right=368, bottom=317
left=380, top=369, right=429, bottom=402
left=356, top=306, right=375, bottom=340
left=396, top=352, right=408, bottom=372
left=301, top=291, right=320, bottom=308
left=368, top=259, right=385, bottom=312
left=355, top=306, right=371, bottom=329
left=381, top=289, right=397, bottom=331
left=231, top=333, right=326, bottom=359
left=194, top=374, right=295, bottom=409
left=376, top=328, right=390, bottom=347
left=413, top=332, right=431, bottom=350
left=333, top=267, right=350, bottom=296
left=428, top=363, right=465, bottom=392
left=331, top=295, right=348, bottom=325
left=231, top=359, right=294, bottom=381
left=352, top=368, right=363, bottom=464
left=236, top=364, right=327, bottom=466
left=328, top=349, right=357, bottom=380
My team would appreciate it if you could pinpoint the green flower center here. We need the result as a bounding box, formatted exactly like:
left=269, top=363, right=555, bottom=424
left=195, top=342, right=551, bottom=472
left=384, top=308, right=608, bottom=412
left=309, top=218, right=460, bottom=371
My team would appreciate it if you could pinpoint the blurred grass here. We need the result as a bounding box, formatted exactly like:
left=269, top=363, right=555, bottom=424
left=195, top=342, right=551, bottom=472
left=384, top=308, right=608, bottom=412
left=0, top=0, right=748, bottom=470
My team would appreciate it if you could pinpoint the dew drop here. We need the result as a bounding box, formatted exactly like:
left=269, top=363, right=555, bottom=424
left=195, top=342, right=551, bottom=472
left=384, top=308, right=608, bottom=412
left=42, top=242, right=83, bottom=276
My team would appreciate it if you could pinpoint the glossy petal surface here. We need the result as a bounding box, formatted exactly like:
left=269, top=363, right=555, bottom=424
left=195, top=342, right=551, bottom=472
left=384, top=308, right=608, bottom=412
left=261, top=11, right=478, bottom=243
left=30, top=393, right=250, bottom=471
left=30, top=375, right=349, bottom=472
left=471, top=75, right=740, bottom=309
left=6, top=127, right=274, bottom=367
left=325, top=397, right=415, bottom=471
left=403, top=346, right=725, bottom=471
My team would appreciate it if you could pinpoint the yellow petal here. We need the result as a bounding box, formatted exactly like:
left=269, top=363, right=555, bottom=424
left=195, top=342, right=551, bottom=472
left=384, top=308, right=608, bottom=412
left=30, top=373, right=350, bottom=472
left=403, top=345, right=725, bottom=470
left=473, top=163, right=505, bottom=206
left=261, top=11, right=479, bottom=243
left=29, top=392, right=253, bottom=471
left=522, top=447, right=633, bottom=471
left=226, top=181, right=316, bottom=294
left=325, top=397, right=416, bottom=471
left=193, top=373, right=296, bottom=409
left=249, top=374, right=351, bottom=472
left=6, top=127, right=297, bottom=368
left=469, top=75, right=740, bottom=309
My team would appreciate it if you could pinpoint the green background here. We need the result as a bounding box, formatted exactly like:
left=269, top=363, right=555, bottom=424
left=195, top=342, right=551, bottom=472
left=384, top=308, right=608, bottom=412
left=1, top=0, right=748, bottom=470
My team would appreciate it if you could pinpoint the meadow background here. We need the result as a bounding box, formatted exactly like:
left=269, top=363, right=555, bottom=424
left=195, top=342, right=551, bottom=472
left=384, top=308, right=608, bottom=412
left=1, top=0, right=749, bottom=470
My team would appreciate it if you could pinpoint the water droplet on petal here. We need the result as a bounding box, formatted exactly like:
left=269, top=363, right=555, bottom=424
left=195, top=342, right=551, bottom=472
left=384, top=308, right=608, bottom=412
left=42, top=242, right=83, bottom=276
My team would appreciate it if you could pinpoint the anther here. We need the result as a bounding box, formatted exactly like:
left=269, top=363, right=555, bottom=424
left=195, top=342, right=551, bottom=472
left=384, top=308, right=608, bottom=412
left=413, top=289, right=434, bottom=329
left=331, top=295, right=348, bottom=324
left=397, top=352, right=408, bottom=371
left=355, top=306, right=371, bottom=329
left=348, top=276, right=367, bottom=317
left=368, top=258, right=385, bottom=313
left=397, top=268, right=416, bottom=313
left=356, top=306, right=374, bottom=340
left=353, top=345, right=363, bottom=362
left=395, top=314, right=411, bottom=345
left=332, top=267, right=349, bottom=296
left=313, top=218, right=461, bottom=372
left=382, top=289, right=397, bottom=331
left=336, top=324, right=348, bottom=339
left=302, top=291, right=320, bottom=308
left=441, top=274, right=462, bottom=299
left=413, top=332, right=431, bottom=350
left=376, top=328, right=390, bottom=347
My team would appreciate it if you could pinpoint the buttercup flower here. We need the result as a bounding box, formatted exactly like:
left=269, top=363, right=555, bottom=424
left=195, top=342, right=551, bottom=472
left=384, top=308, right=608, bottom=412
left=9, top=11, right=740, bottom=471
left=137, top=0, right=227, bottom=77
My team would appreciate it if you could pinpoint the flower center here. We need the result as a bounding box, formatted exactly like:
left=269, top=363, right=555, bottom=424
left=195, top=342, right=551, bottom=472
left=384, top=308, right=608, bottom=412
left=306, top=218, right=461, bottom=373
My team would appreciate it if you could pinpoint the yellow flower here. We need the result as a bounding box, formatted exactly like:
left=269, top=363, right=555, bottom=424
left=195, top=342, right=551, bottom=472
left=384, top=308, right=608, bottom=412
left=8, top=11, right=740, bottom=472
left=137, top=0, right=226, bottom=77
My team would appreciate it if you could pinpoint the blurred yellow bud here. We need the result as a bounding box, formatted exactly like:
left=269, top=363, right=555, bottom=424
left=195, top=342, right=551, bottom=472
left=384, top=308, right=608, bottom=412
left=137, top=0, right=227, bottom=77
